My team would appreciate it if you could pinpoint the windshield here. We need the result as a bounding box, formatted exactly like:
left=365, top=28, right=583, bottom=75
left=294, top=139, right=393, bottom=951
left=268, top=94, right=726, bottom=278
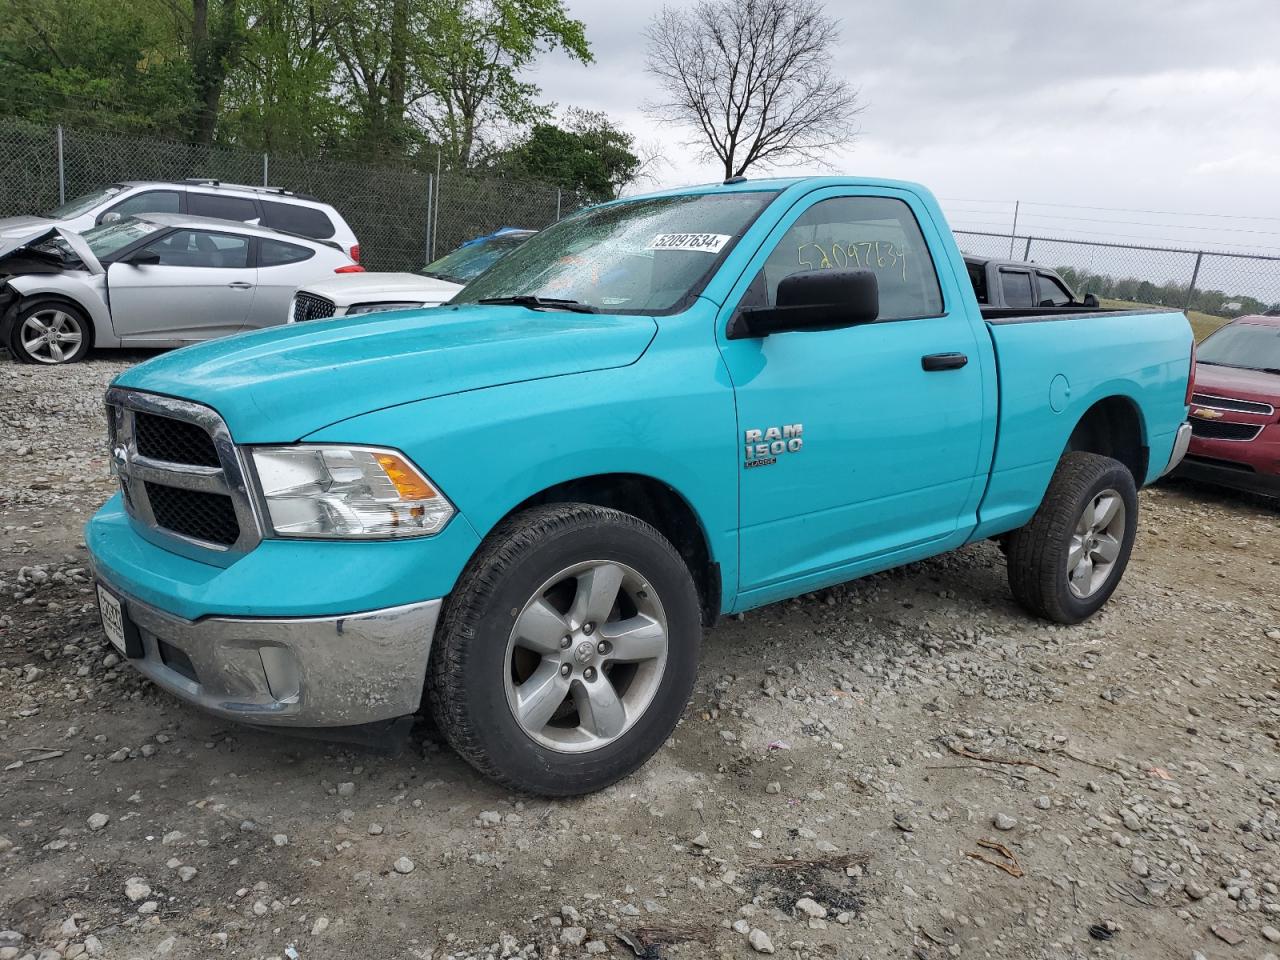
left=452, top=191, right=777, bottom=314
left=421, top=232, right=532, bottom=284
left=46, top=217, right=166, bottom=261
left=45, top=184, right=126, bottom=219
left=1198, top=322, right=1280, bottom=373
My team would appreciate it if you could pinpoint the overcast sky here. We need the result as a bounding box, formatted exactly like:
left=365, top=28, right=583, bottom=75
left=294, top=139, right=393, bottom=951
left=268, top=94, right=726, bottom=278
left=533, top=0, right=1280, bottom=255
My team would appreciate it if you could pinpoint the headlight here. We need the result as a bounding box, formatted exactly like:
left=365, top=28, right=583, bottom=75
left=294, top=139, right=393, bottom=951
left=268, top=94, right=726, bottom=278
left=250, top=445, right=454, bottom=539
left=344, top=301, right=425, bottom=316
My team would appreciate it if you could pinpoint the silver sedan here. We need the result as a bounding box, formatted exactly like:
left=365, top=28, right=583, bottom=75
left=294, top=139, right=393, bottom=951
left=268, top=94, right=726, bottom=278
left=0, top=213, right=362, bottom=364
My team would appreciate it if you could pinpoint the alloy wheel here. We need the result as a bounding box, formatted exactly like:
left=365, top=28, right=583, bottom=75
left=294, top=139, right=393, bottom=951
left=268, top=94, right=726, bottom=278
left=1067, top=488, right=1126, bottom=599
left=503, top=560, right=669, bottom=753
left=20, top=309, right=84, bottom=364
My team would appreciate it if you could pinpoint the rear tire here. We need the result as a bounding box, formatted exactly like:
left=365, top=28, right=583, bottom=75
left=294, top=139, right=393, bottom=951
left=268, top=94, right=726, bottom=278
left=428, top=503, right=702, bottom=796
left=8, top=299, right=92, bottom=365
left=1006, top=452, right=1138, bottom=624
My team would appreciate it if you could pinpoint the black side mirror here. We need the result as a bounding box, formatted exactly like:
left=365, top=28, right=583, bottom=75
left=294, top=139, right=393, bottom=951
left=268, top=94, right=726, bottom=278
left=128, top=251, right=162, bottom=266
left=728, top=269, right=879, bottom=340
left=1082, top=293, right=1099, bottom=308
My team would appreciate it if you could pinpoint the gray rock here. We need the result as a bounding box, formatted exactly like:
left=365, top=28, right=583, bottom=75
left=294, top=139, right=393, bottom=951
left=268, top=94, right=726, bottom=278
left=86, top=813, right=108, bottom=831
left=993, top=813, right=1017, bottom=831
left=393, top=856, right=415, bottom=874
left=748, top=928, right=775, bottom=954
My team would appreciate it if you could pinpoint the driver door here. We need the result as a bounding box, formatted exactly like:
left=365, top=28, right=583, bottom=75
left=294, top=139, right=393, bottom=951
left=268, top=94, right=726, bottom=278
left=108, top=228, right=257, bottom=342
left=717, top=188, right=989, bottom=604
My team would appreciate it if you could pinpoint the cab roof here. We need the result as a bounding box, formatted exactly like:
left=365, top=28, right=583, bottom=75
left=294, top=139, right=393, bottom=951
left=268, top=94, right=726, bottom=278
left=617, top=174, right=937, bottom=203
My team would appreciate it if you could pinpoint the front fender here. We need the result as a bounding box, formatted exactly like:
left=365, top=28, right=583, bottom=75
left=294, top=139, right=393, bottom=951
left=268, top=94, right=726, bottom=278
left=303, top=320, right=740, bottom=608
left=6, top=273, right=118, bottom=347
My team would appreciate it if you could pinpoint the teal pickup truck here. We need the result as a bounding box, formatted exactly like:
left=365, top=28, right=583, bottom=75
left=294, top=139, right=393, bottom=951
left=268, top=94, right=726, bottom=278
left=86, top=176, right=1194, bottom=795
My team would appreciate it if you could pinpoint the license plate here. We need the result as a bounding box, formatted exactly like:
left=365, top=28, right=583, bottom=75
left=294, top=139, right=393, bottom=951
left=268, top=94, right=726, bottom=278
left=97, top=585, right=127, bottom=656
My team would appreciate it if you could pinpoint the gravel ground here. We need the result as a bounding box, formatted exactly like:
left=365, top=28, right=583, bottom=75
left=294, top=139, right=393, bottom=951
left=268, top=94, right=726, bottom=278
left=2, top=356, right=1280, bottom=960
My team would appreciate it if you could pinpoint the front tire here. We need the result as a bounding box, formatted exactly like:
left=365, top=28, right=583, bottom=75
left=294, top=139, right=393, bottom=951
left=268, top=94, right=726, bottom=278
left=8, top=299, right=92, bottom=364
left=1006, top=452, right=1138, bottom=624
left=428, top=503, right=702, bottom=796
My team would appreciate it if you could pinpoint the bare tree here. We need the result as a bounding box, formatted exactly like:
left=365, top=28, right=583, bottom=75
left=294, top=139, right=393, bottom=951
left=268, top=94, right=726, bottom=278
left=645, top=0, right=862, bottom=179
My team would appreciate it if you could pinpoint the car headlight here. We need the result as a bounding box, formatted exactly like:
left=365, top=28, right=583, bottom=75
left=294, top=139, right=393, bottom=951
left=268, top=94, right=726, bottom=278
left=344, top=301, right=425, bottom=316
left=250, top=445, right=454, bottom=539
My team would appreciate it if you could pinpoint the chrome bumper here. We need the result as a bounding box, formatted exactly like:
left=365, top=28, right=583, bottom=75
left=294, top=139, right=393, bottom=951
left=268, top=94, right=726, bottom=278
left=96, top=576, right=442, bottom=727
left=1160, top=422, right=1193, bottom=478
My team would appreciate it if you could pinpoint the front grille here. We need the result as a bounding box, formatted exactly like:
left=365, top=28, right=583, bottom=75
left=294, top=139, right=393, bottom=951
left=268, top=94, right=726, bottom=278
left=1190, top=419, right=1263, bottom=441
left=106, top=388, right=260, bottom=556
left=145, top=482, right=240, bottom=546
left=293, top=292, right=336, bottom=323
left=135, top=411, right=220, bottom=466
left=1191, top=393, right=1275, bottom=416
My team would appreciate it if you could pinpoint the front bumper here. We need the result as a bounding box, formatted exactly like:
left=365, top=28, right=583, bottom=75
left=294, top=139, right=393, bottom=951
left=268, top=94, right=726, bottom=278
left=93, top=571, right=442, bottom=726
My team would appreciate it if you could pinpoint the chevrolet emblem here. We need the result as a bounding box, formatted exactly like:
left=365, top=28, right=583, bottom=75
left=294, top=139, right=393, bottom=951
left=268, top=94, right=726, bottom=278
left=1191, top=408, right=1224, bottom=420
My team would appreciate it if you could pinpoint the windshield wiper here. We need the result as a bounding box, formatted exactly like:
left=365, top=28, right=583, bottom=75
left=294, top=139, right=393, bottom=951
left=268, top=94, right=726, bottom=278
left=419, top=269, right=465, bottom=284
left=478, top=295, right=597, bottom=314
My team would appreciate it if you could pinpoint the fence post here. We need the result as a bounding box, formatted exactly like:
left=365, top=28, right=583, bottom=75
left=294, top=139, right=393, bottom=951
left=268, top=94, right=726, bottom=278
left=431, top=152, right=441, bottom=261
left=1184, top=252, right=1204, bottom=311
left=1008, top=200, right=1020, bottom=258
left=424, top=173, right=434, bottom=265
left=262, top=153, right=269, bottom=187
left=1022, top=237, right=1032, bottom=260
left=56, top=125, right=66, bottom=204
left=556, top=188, right=562, bottom=222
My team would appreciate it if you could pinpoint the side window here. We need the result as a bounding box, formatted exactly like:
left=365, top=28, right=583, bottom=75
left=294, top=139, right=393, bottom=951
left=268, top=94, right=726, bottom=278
left=143, top=230, right=250, bottom=268
left=260, top=200, right=336, bottom=239
left=103, top=190, right=181, bottom=220
left=999, top=269, right=1035, bottom=308
left=751, top=196, right=943, bottom=321
left=259, top=238, right=315, bottom=267
left=189, top=192, right=260, bottom=222
left=1036, top=273, right=1073, bottom=306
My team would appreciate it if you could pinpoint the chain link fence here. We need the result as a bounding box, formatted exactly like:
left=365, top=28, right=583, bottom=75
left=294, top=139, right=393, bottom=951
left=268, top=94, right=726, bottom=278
left=0, top=117, right=581, bottom=272
left=955, top=230, right=1280, bottom=339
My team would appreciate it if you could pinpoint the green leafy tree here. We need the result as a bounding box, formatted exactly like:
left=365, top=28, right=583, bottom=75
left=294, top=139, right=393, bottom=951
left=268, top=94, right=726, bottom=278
left=0, top=0, right=194, bottom=133
left=499, top=108, right=642, bottom=200
left=220, top=0, right=356, bottom=152
left=416, top=0, right=592, bottom=167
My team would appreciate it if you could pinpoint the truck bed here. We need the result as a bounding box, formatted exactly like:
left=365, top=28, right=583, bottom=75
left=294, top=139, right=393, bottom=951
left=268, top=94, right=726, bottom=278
left=971, top=305, right=1192, bottom=540
left=980, top=305, right=1164, bottom=323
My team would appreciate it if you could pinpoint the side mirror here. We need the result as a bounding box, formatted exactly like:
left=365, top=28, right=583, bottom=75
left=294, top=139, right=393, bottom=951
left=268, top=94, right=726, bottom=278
left=128, top=251, right=162, bottom=267
left=1082, top=293, right=1099, bottom=308
left=100, top=211, right=122, bottom=224
left=728, top=269, right=879, bottom=340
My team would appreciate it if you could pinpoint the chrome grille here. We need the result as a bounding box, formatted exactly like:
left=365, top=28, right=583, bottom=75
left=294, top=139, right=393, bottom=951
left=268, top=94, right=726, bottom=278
left=145, top=482, right=240, bottom=546
left=1191, top=393, right=1275, bottom=417
left=105, top=387, right=261, bottom=558
left=292, top=292, right=336, bottom=323
left=134, top=411, right=221, bottom=467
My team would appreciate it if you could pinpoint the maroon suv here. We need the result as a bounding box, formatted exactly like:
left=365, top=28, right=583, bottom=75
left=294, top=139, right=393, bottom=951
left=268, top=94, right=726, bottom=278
left=1176, top=313, right=1280, bottom=497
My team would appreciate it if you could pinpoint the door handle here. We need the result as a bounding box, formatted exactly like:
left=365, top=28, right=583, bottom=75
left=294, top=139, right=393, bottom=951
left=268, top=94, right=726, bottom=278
left=921, top=352, right=968, bottom=371
left=228, top=281, right=253, bottom=290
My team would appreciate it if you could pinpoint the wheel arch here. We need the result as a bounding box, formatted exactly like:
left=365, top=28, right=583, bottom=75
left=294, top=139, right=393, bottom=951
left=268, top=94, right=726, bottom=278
left=498, top=472, right=721, bottom=626
left=1064, top=394, right=1149, bottom=486
left=6, top=275, right=116, bottom=347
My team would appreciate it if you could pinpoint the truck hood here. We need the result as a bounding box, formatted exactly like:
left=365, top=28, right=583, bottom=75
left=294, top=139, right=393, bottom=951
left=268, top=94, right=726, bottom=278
left=1194, top=362, right=1280, bottom=406
left=113, top=304, right=658, bottom=442
left=0, top=226, right=103, bottom=275
left=302, top=272, right=462, bottom=306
